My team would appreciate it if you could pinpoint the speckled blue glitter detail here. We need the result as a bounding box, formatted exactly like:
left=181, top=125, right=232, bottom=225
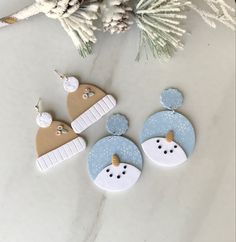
left=160, top=88, right=184, bottom=110
left=106, top=114, right=129, bottom=136
left=88, top=136, right=143, bottom=180
left=140, top=111, right=195, bottom=157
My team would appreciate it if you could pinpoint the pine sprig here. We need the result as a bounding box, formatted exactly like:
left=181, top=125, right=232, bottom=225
left=60, top=0, right=99, bottom=58
left=0, top=0, right=235, bottom=59
left=189, top=0, right=236, bottom=30
left=135, top=0, right=191, bottom=60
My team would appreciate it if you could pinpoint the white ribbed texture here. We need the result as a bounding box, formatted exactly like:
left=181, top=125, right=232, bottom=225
left=71, top=94, right=116, bottom=134
left=36, top=136, right=86, bottom=172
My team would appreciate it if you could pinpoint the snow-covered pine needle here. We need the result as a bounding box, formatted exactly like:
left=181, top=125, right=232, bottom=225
left=189, top=0, right=235, bottom=30
left=60, top=0, right=99, bottom=57
left=135, top=0, right=191, bottom=60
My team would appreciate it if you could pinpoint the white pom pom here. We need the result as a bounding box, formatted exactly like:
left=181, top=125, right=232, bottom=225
left=63, top=76, right=79, bottom=93
left=36, top=112, right=52, bottom=128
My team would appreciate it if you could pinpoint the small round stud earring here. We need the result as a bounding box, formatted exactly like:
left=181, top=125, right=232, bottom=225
left=54, top=70, right=79, bottom=93
left=34, top=98, right=86, bottom=172
left=35, top=98, right=53, bottom=128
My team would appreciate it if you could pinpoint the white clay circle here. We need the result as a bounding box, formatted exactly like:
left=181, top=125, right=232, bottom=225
left=94, top=163, right=141, bottom=192
left=36, top=112, right=53, bottom=128
left=142, top=137, right=187, bottom=167
left=63, top=76, right=79, bottom=93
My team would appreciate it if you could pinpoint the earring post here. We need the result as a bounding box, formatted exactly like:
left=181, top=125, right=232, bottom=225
left=54, top=70, right=66, bottom=79
left=35, top=98, right=41, bottom=113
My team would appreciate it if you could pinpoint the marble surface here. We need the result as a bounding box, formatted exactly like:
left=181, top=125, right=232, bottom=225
left=0, top=1, right=235, bottom=242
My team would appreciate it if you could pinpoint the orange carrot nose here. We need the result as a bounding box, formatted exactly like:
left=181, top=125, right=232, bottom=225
left=112, top=154, right=120, bottom=167
left=166, top=131, right=174, bottom=142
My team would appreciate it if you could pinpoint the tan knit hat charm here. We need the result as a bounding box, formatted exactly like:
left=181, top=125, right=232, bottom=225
left=55, top=71, right=117, bottom=134
left=35, top=99, right=86, bottom=172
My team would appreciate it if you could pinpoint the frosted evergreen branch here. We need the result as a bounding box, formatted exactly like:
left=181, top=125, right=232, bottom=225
left=135, top=0, right=190, bottom=60
left=0, top=0, right=235, bottom=60
left=60, top=0, right=99, bottom=57
left=188, top=0, right=236, bottom=30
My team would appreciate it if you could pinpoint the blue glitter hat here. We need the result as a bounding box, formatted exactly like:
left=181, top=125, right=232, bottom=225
left=88, top=114, right=143, bottom=180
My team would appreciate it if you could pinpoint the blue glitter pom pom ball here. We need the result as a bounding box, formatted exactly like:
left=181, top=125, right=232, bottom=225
left=160, top=88, right=184, bottom=110
left=106, top=114, right=129, bottom=136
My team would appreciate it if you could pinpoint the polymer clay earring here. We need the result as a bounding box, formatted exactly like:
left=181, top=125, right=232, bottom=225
left=35, top=99, right=86, bottom=172
left=140, top=88, right=196, bottom=167
left=87, top=114, right=143, bottom=192
left=55, top=70, right=117, bottom=134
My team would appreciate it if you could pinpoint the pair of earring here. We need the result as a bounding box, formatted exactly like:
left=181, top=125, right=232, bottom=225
left=34, top=82, right=195, bottom=192
left=35, top=71, right=117, bottom=172
left=87, top=88, right=196, bottom=192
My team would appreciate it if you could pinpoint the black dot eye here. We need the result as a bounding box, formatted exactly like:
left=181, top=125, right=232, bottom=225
left=164, top=150, right=168, bottom=154
left=106, top=169, right=110, bottom=172
left=174, top=145, right=177, bottom=148
left=158, top=145, right=162, bottom=149
left=117, top=175, right=121, bottom=179
left=109, top=174, right=113, bottom=177
left=170, top=150, right=173, bottom=153
left=124, top=165, right=127, bottom=169
left=122, top=171, right=126, bottom=175
left=156, top=139, right=160, bottom=143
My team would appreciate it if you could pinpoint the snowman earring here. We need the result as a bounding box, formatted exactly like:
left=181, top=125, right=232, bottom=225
left=87, top=114, right=143, bottom=192
left=140, top=88, right=196, bottom=167
left=35, top=99, right=86, bottom=172
left=54, top=70, right=117, bottom=134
